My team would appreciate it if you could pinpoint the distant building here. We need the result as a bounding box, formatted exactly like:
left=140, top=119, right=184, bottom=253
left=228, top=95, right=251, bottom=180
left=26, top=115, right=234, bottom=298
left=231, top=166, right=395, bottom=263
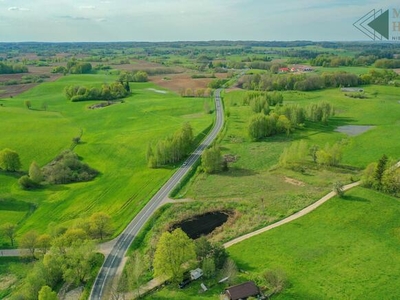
left=279, top=67, right=290, bottom=73
left=224, top=281, right=261, bottom=300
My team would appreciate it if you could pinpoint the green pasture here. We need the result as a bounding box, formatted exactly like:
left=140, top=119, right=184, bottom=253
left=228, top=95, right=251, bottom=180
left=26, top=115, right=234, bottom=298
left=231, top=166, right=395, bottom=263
left=0, top=74, right=213, bottom=242
left=228, top=187, right=400, bottom=299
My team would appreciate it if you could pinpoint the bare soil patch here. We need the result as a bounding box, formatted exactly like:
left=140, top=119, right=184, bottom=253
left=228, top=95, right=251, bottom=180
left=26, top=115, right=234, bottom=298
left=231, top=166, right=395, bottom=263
left=0, top=65, right=62, bottom=98
left=0, top=274, right=17, bottom=290
left=285, top=177, right=305, bottom=187
left=151, top=72, right=227, bottom=93
left=335, top=125, right=375, bottom=136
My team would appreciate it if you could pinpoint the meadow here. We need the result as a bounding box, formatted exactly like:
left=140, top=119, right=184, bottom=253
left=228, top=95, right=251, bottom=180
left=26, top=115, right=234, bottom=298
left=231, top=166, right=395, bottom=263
left=0, top=74, right=213, bottom=244
left=227, top=187, right=400, bottom=299
left=0, top=257, right=31, bottom=298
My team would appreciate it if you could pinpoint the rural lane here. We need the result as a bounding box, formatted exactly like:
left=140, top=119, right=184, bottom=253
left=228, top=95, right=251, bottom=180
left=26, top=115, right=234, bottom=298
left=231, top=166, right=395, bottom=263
left=89, top=89, right=224, bottom=300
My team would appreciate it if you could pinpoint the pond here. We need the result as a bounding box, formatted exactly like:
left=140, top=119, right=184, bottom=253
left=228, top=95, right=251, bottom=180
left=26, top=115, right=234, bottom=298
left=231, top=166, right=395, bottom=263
left=172, top=211, right=229, bottom=239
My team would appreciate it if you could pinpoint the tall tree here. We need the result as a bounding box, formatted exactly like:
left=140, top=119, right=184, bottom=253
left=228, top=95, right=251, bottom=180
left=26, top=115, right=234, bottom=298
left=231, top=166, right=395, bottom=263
left=0, top=148, right=21, bottom=171
left=374, top=154, right=388, bottom=189
left=1, top=222, right=16, bottom=246
left=62, top=240, right=97, bottom=285
left=201, top=146, right=223, bottom=174
left=29, top=161, right=43, bottom=184
left=90, top=212, right=113, bottom=240
left=20, top=230, right=39, bottom=257
left=153, top=228, right=196, bottom=283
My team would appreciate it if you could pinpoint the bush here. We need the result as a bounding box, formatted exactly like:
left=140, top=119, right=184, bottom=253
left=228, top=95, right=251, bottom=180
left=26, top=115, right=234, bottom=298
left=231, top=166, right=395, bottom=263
left=18, top=175, right=37, bottom=190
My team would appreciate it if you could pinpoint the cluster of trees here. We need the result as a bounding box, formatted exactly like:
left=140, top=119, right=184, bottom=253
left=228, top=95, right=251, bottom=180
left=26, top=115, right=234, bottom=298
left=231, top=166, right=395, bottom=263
left=374, top=59, right=400, bottom=69
left=0, top=62, right=28, bottom=74
left=52, top=61, right=93, bottom=75
left=67, top=60, right=92, bottom=74
left=359, top=69, right=398, bottom=85
left=64, top=81, right=130, bottom=102
left=42, top=150, right=99, bottom=184
left=310, top=54, right=400, bottom=68
left=362, top=155, right=400, bottom=197
left=147, top=123, right=194, bottom=168
left=242, top=91, right=283, bottom=107
left=178, top=87, right=213, bottom=98
left=208, top=78, right=229, bottom=89
left=118, top=70, right=149, bottom=82
left=247, top=100, right=334, bottom=140
left=153, top=229, right=228, bottom=283
left=4, top=212, right=112, bottom=300
left=279, top=140, right=343, bottom=169
left=240, top=72, right=360, bottom=92
left=0, top=148, right=21, bottom=172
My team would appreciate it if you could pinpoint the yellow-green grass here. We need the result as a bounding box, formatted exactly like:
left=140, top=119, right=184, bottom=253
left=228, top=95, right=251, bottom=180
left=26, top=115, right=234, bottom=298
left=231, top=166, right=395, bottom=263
left=228, top=187, right=400, bottom=299
left=0, top=74, right=213, bottom=240
left=0, top=257, right=30, bottom=298
left=178, top=86, right=399, bottom=239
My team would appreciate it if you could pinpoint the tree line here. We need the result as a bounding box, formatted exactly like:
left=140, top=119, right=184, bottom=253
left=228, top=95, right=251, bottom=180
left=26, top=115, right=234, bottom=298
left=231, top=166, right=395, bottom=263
left=64, top=81, right=130, bottom=102
left=147, top=123, right=194, bottom=168
left=118, top=70, right=149, bottom=82
left=52, top=60, right=93, bottom=74
left=279, top=140, right=344, bottom=170
left=178, top=87, right=213, bottom=98
left=240, top=72, right=361, bottom=92
left=0, top=62, right=28, bottom=74
left=242, top=92, right=334, bottom=140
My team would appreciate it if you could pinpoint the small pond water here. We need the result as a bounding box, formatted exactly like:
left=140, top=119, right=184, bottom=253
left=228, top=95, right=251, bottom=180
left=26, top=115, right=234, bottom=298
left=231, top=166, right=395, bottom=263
left=172, top=211, right=229, bottom=239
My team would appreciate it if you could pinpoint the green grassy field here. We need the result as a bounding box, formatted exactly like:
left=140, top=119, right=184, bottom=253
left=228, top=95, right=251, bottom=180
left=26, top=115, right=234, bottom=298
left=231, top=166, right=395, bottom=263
left=161, top=84, right=399, bottom=244
left=0, top=74, right=213, bottom=242
left=228, top=187, right=400, bottom=299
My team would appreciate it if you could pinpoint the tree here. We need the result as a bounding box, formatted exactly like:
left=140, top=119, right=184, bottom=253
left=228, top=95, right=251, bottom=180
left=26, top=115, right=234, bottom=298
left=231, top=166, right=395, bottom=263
left=38, top=285, right=57, bottom=300
left=153, top=228, right=196, bottom=283
left=201, top=146, right=223, bottom=174
left=29, top=161, right=43, bottom=184
left=374, top=154, right=388, bottom=189
left=0, top=148, right=22, bottom=171
left=126, top=251, right=145, bottom=298
left=90, top=212, right=113, bottom=240
left=309, top=145, right=319, bottom=163
left=19, top=175, right=37, bottom=190
left=202, top=257, right=216, bottom=279
left=24, top=100, right=32, bottom=109
left=36, top=234, right=52, bottom=254
left=333, top=181, right=345, bottom=198
left=221, top=258, right=238, bottom=285
left=62, top=240, right=97, bottom=285
left=1, top=223, right=16, bottom=246
left=19, top=230, right=39, bottom=257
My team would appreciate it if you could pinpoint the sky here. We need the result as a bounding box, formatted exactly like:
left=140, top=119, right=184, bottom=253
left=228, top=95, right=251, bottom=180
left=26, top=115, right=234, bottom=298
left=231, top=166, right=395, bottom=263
left=0, top=0, right=397, bottom=42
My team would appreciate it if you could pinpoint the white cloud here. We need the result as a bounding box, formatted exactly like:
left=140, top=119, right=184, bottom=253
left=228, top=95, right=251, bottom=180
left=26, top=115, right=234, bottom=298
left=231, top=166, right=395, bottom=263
left=8, top=7, right=30, bottom=11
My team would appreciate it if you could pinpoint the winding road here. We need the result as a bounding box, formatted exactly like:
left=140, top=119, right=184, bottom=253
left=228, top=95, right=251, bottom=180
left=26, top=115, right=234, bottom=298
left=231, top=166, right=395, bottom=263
left=89, top=89, right=224, bottom=299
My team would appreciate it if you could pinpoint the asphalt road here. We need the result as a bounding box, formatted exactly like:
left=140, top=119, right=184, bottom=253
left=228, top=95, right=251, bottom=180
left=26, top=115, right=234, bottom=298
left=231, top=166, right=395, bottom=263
left=89, top=89, right=224, bottom=300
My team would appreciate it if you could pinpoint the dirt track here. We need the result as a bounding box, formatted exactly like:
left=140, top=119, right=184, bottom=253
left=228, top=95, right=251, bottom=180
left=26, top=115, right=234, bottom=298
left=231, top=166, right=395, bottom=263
left=223, top=181, right=361, bottom=248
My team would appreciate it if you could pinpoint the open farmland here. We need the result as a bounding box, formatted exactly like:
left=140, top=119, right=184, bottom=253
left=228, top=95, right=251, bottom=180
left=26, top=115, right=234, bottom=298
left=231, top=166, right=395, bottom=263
left=0, top=74, right=213, bottom=240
